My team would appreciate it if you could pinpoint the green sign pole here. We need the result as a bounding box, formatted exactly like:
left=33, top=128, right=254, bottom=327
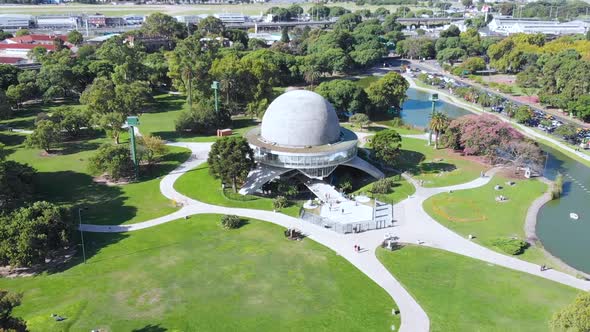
left=127, top=116, right=140, bottom=180
left=211, top=81, right=220, bottom=114
left=428, top=93, right=439, bottom=146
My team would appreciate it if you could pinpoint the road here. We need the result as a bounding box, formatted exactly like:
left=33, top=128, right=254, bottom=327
left=409, top=59, right=590, bottom=129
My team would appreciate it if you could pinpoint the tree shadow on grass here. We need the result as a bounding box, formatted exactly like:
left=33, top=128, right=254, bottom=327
left=35, top=170, right=139, bottom=226
left=394, top=149, right=426, bottom=172
left=145, top=94, right=185, bottom=114
left=132, top=324, right=168, bottom=332
left=418, top=162, right=457, bottom=174
left=0, top=132, right=26, bottom=156
left=58, top=140, right=103, bottom=156
left=139, top=149, right=192, bottom=181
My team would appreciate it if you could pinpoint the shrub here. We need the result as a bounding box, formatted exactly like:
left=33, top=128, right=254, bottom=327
left=273, top=196, right=288, bottom=210
left=491, top=238, right=528, bottom=255
left=175, top=99, right=231, bottom=135
left=551, top=173, right=564, bottom=199
left=371, top=178, right=394, bottom=194
left=88, top=143, right=134, bottom=181
left=338, top=174, right=353, bottom=193
left=220, top=215, right=242, bottom=229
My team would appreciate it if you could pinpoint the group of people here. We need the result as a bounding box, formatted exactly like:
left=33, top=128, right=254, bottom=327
left=354, top=244, right=362, bottom=252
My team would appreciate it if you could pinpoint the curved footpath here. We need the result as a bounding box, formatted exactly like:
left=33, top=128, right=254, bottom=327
left=81, top=141, right=590, bottom=332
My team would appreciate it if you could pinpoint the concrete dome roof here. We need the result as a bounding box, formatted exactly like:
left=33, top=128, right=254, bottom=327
left=260, top=90, right=341, bottom=147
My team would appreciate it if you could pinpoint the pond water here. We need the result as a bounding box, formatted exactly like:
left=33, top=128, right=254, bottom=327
left=401, top=88, right=472, bottom=128
left=404, top=88, right=590, bottom=274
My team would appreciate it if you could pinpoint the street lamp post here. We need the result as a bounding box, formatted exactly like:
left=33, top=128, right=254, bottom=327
left=211, top=81, right=220, bottom=114
left=126, top=116, right=140, bottom=180
left=428, top=93, right=439, bottom=146
left=78, top=208, right=87, bottom=264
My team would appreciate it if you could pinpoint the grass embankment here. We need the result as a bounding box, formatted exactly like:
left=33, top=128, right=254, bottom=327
left=396, top=137, right=486, bottom=187
left=354, top=175, right=415, bottom=204
left=423, top=175, right=549, bottom=264
left=0, top=215, right=397, bottom=331
left=377, top=245, right=578, bottom=332
left=174, top=163, right=302, bottom=217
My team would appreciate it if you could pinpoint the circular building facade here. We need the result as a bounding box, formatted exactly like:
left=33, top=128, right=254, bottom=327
left=240, top=90, right=384, bottom=195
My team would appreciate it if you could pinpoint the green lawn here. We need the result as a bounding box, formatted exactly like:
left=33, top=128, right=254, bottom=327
left=140, top=94, right=258, bottom=142
left=423, top=175, right=549, bottom=264
left=0, top=215, right=398, bottom=331
left=3, top=131, right=190, bottom=225
left=174, top=163, right=302, bottom=217
left=395, top=137, right=486, bottom=187
left=354, top=174, right=415, bottom=204
left=377, top=246, right=578, bottom=332
left=0, top=101, right=86, bottom=131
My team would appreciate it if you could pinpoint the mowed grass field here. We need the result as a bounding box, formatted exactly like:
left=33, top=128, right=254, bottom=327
left=0, top=3, right=423, bottom=16
left=396, top=137, right=486, bottom=187
left=377, top=246, right=579, bottom=332
left=0, top=215, right=398, bottom=331
left=423, top=175, right=550, bottom=264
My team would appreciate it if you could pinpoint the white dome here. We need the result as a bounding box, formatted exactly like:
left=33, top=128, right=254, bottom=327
left=260, top=90, right=341, bottom=147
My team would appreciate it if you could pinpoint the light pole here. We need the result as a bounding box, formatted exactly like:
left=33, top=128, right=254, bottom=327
left=211, top=81, right=220, bottom=114
left=428, top=93, right=439, bottom=146
left=126, top=116, right=140, bottom=180
left=78, top=207, right=87, bottom=264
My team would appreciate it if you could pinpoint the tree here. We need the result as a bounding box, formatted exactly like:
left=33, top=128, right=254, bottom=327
left=175, top=99, right=231, bottom=135
left=383, top=14, right=403, bottom=32
left=514, top=106, right=533, bottom=124
left=280, top=26, right=290, bottom=43
left=462, top=0, right=473, bottom=7
left=436, top=47, right=466, bottom=65
left=315, top=79, right=370, bottom=116
left=14, top=29, right=29, bottom=37
left=350, top=113, right=370, bottom=130
left=0, top=201, right=73, bottom=267
left=429, top=112, right=450, bottom=149
left=51, top=106, right=93, bottom=139
left=374, top=7, right=390, bottom=17
left=371, top=129, right=402, bottom=165
left=141, top=12, right=185, bottom=39
left=207, top=136, right=254, bottom=192
left=0, top=64, right=20, bottom=90
left=461, top=56, right=486, bottom=73
left=0, top=30, right=12, bottom=41
left=555, top=124, right=577, bottom=140
left=440, top=25, right=461, bottom=38
left=366, top=72, right=410, bottom=118
left=568, top=95, right=590, bottom=122
left=248, top=38, right=267, bottom=50
left=25, top=120, right=61, bottom=153
left=0, top=290, right=26, bottom=331
left=198, top=16, right=225, bottom=35
left=495, top=140, right=544, bottom=174
left=88, top=143, right=134, bottom=181
left=67, top=30, right=84, bottom=45
left=551, top=292, right=590, bottom=332
left=97, top=112, right=126, bottom=145
left=137, top=135, right=167, bottom=167
left=221, top=215, right=242, bottom=229
left=0, top=144, right=35, bottom=214
left=334, top=13, right=362, bottom=32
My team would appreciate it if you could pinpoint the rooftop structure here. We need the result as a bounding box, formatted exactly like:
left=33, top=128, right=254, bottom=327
left=488, top=17, right=589, bottom=35
left=0, top=14, right=34, bottom=29
left=214, top=13, right=247, bottom=24
left=240, top=90, right=384, bottom=195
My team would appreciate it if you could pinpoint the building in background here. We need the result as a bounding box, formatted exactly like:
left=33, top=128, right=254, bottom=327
left=36, top=15, right=79, bottom=29
left=214, top=13, right=247, bottom=24
left=0, top=14, right=34, bottom=30
left=488, top=17, right=589, bottom=35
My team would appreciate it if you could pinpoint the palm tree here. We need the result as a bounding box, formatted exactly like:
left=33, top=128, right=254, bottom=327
left=429, top=112, right=449, bottom=149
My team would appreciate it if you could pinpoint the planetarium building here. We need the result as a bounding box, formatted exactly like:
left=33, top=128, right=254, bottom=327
left=240, top=89, right=384, bottom=195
